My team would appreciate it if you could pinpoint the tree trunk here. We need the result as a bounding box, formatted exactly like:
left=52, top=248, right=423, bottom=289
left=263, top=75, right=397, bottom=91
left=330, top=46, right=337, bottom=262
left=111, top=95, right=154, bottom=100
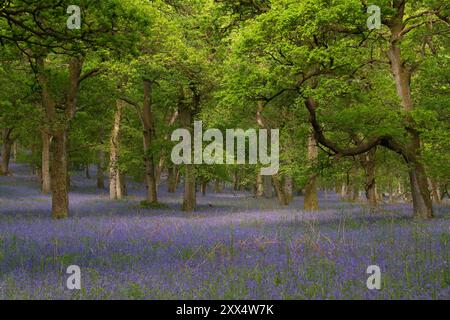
left=359, top=148, right=377, bottom=206
left=183, top=164, right=196, bottom=211
left=215, top=179, right=222, bottom=193
left=142, top=80, right=158, bottom=204
left=179, top=90, right=198, bottom=212
left=167, top=165, right=177, bottom=193
left=41, top=131, right=52, bottom=194
left=97, top=149, right=105, bottom=189
left=1, top=129, right=13, bottom=175
left=284, top=175, right=293, bottom=203
left=263, top=175, right=273, bottom=198
left=273, top=175, right=288, bottom=205
left=85, top=164, right=91, bottom=179
left=36, top=56, right=82, bottom=219
left=12, top=141, right=17, bottom=162
left=304, top=134, right=318, bottom=210
left=429, top=179, right=442, bottom=204
left=155, top=110, right=179, bottom=186
left=233, top=171, right=239, bottom=191
left=109, top=101, right=123, bottom=200
left=117, top=172, right=127, bottom=198
left=386, top=14, right=433, bottom=219
left=50, top=130, right=69, bottom=219
left=201, top=180, right=207, bottom=196
left=256, top=174, right=264, bottom=197
left=408, top=160, right=433, bottom=219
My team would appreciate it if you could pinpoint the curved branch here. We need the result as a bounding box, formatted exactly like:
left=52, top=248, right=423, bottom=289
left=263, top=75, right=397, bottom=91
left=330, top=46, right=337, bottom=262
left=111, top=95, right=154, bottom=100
left=304, top=97, right=408, bottom=161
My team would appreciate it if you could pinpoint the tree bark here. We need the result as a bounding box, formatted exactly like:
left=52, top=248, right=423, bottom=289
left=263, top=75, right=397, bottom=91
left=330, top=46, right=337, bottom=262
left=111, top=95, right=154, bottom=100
left=429, top=179, right=442, bottom=204
left=85, top=164, right=91, bottom=179
left=50, top=129, right=69, bottom=219
left=263, top=175, right=273, bottom=198
left=167, top=165, right=177, bottom=193
left=284, top=175, right=293, bottom=203
left=385, top=3, right=433, bottom=219
left=273, top=175, right=288, bottom=205
left=1, top=128, right=13, bottom=175
left=142, top=80, right=158, bottom=204
left=355, top=137, right=378, bottom=206
left=178, top=89, right=199, bottom=212
left=304, top=134, right=319, bottom=210
left=12, top=141, right=17, bottom=162
left=97, top=148, right=105, bottom=189
left=215, top=179, right=223, bottom=193
left=183, top=164, right=196, bottom=211
left=201, top=180, right=207, bottom=196
left=41, top=131, right=52, bottom=194
left=256, top=174, right=264, bottom=197
left=109, top=101, right=123, bottom=200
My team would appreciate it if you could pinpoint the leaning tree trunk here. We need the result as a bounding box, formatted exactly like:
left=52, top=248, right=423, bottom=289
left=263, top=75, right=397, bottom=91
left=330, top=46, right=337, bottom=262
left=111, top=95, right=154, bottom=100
left=408, top=159, right=433, bottom=219
left=273, top=175, right=288, bottom=205
left=429, top=179, right=442, bottom=204
left=41, top=131, right=52, bottom=194
left=50, top=129, right=69, bottom=219
left=142, top=80, right=158, bottom=204
left=109, top=101, right=123, bottom=200
left=304, top=134, right=319, bottom=211
left=387, top=18, right=433, bottom=219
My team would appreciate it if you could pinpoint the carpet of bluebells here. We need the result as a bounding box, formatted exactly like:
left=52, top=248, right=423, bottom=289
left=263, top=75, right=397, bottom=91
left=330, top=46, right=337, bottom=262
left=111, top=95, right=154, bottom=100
left=0, top=162, right=449, bottom=300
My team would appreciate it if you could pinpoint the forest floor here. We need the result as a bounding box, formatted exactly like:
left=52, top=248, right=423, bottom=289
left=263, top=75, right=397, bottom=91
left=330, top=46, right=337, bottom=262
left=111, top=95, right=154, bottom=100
left=0, top=162, right=449, bottom=299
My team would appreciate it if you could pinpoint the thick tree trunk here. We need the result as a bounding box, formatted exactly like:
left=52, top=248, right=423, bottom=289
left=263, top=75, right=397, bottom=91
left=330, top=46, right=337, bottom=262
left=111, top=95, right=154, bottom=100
left=304, top=134, right=318, bottom=210
left=36, top=56, right=83, bottom=219
left=408, top=160, right=433, bottom=219
left=117, top=172, right=127, bottom=198
left=109, top=101, right=123, bottom=200
left=386, top=14, right=433, bottom=219
left=142, top=80, right=158, bottom=204
left=41, top=131, right=52, bottom=194
left=50, top=130, right=69, bottom=219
